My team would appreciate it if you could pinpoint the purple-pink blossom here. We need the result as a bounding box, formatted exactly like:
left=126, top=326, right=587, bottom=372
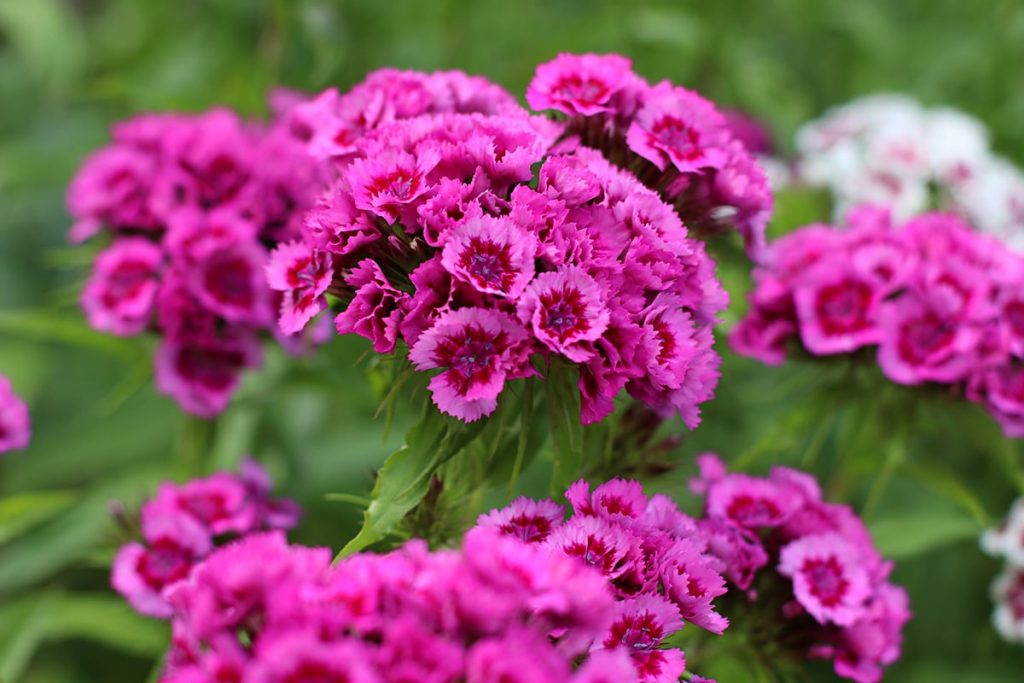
left=0, top=374, right=31, bottom=454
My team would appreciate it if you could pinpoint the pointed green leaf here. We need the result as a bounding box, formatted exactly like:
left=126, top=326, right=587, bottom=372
left=0, top=491, right=75, bottom=545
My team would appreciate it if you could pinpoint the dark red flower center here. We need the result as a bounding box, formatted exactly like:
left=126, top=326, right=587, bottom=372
left=606, top=611, right=664, bottom=651
left=434, top=325, right=508, bottom=393
left=500, top=514, right=554, bottom=543
left=538, top=287, right=590, bottom=342
left=459, top=238, right=517, bottom=292
left=552, top=74, right=610, bottom=106
left=898, top=313, right=955, bottom=363
left=102, top=260, right=155, bottom=307
left=283, top=661, right=350, bottom=683
left=137, top=540, right=193, bottom=590
left=726, top=494, right=782, bottom=525
left=651, top=116, right=702, bottom=159
left=204, top=256, right=255, bottom=309
left=815, top=280, right=874, bottom=334
left=176, top=344, right=246, bottom=391
left=802, top=555, right=849, bottom=607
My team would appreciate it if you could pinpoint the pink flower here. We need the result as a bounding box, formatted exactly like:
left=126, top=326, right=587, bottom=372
left=466, top=629, right=571, bottom=683
left=266, top=241, right=332, bottom=335
left=335, top=259, right=409, bottom=354
left=527, top=53, right=636, bottom=117
left=793, top=261, right=884, bottom=355
left=626, top=83, right=728, bottom=174
left=81, top=239, right=163, bottom=335
left=545, top=516, right=644, bottom=594
left=778, top=533, right=872, bottom=627
left=705, top=473, right=801, bottom=528
left=968, top=362, right=1024, bottom=438
left=186, top=242, right=273, bottom=326
left=112, top=514, right=211, bottom=618
left=728, top=309, right=796, bottom=366
left=409, top=308, right=530, bottom=422
left=599, top=595, right=685, bottom=683
left=154, top=333, right=263, bottom=418
left=697, top=517, right=768, bottom=591
left=476, top=497, right=565, bottom=543
left=66, top=146, right=160, bottom=241
left=566, top=478, right=648, bottom=522
left=573, top=649, right=641, bottom=683
left=347, top=149, right=439, bottom=223
left=0, top=375, right=30, bottom=454
left=831, top=584, right=910, bottom=683
left=145, top=474, right=252, bottom=537
left=441, top=215, right=538, bottom=298
left=518, top=267, right=610, bottom=363
left=250, top=631, right=381, bottom=683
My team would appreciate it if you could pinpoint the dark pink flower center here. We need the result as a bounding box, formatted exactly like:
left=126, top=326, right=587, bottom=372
left=815, top=280, right=873, bottom=334
left=552, top=74, right=611, bottom=106
left=138, top=540, right=193, bottom=590
left=1009, top=573, right=1024, bottom=621
left=564, top=535, right=620, bottom=575
left=180, top=492, right=230, bottom=526
left=434, top=326, right=507, bottom=393
left=606, top=611, right=664, bottom=651
left=651, top=116, right=702, bottom=159
left=204, top=256, right=255, bottom=308
left=187, top=154, right=247, bottom=208
left=283, top=661, right=350, bottom=683
left=369, top=169, right=419, bottom=202
left=726, top=494, right=781, bottom=525
left=102, top=260, right=154, bottom=307
left=898, top=313, right=954, bottom=363
left=176, top=345, right=246, bottom=391
left=538, top=288, right=590, bottom=342
left=1006, top=300, right=1024, bottom=338
left=652, top=318, right=678, bottom=363
left=500, top=514, right=554, bottom=543
left=459, top=238, right=516, bottom=291
left=801, top=555, right=849, bottom=607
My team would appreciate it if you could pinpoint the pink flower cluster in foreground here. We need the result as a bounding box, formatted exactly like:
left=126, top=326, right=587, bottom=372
left=68, top=103, right=329, bottom=416
left=982, top=498, right=1024, bottom=643
left=527, top=53, right=773, bottom=256
left=0, top=373, right=30, bottom=454
left=731, top=205, right=1024, bottom=437
left=477, top=479, right=728, bottom=682
left=112, top=460, right=299, bottom=618
left=691, top=454, right=909, bottom=683
left=270, top=56, right=748, bottom=425
left=479, top=461, right=908, bottom=683
left=159, top=528, right=665, bottom=683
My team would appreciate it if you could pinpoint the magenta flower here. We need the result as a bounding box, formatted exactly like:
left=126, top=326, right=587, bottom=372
left=186, top=242, right=273, bottom=327
left=303, top=183, right=381, bottom=255
left=659, top=538, right=729, bottom=634
left=626, top=83, right=729, bottom=174
left=334, top=259, right=409, bottom=354
left=476, top=496, right=565, bottom=543
left=441, top=215, right=538, bottom=298
left=792, top=262, right=884, bottom=354
left=266, top=241, right=332, bottom=335
left=705, top=472, right=801, bottom=529
left=599, top=595, right=685, bottom=683
left=347, top=149, right=439, bottom=224
left=830, top=584, right=911, bottom=683
left=250, top=632, right=380, bottom=683
left=0, top=375, right=30, bottom=454
left=81, top=239, right=163, bottom=335
left=66, top=145, right=159, bottom=242
left=409, top=308, right=531, bottom=422
left=526, top=53, right=636, bottom=117
left=155, top=333, right=263, bottom=418
left=779, top=533, right=872, bottom=626
left=517, top=267, right=610, bottom=363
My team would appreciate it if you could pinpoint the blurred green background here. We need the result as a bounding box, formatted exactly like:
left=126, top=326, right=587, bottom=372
left=2, top=0, right=1024, bottom=681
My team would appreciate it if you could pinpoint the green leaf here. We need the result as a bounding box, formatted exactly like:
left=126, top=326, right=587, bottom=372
left=338, top=405, right=484, bottom=557
left=547, top=361, right=583, bottom=495
left=47, top=593, right=169, bottom=657
left=899, top=460, right=990, bottom=526
left=0, top=592, right=55, bottom=683
left=869, top=508, right=981, bottom=560
left=0, top=490, right=75, bottom=545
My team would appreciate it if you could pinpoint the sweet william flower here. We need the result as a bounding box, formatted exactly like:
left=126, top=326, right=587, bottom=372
left=154, top=332, right=263, bottom=419
left=441, top=215, right=538, bottom=298
left=599, top=595, right=685, bottom=683
left=0, top=375, right=30, bottom=454
left=266, top=241, right=332, bottom=335
left=475, top=496, right=565, bottom=543
left=334, top=259, right=409, bottom=354
left=778, top=533, right=872, bottom=627
left=526, top=53, right=637, bottom=118
left=517, top=267, right=611, bottom=363
left=81, top=238, right=164, bottom=335
left=409, top=308, right=531, bottom=422
left=626, top=82, right=729, bottom=174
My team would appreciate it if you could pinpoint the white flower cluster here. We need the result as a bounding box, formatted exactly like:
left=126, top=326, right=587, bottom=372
left=796, top=94, right=1024, bottom=250
left=981, top=498, right=1024, bottom=642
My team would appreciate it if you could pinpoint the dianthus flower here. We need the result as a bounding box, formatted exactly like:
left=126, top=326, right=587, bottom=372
left=527, top=53, right=773, bottom=258
left=111, top=459, right=299, bottom=618
left=154, top=527, right=649, bottom=683
left=270, top=58, right=741, bottom=426
left=690, top=454, right=910, bottom=683
left=477, top=477, right=727, bottom=681
left=0, top=374, right=31, bottom=454
left=732, top=205, right=1024, bottom=438
left=69, top=103, right=330, bottom=417
left=982, top=498, right=1024, bottom=643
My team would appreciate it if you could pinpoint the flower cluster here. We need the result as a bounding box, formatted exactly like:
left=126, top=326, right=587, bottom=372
left=527, top=53, right=773, bottom=257
left=112, top=460, right=299, bottom=618
left=0, top=373, right=30, bottom=454
left=68, top=103, right=329, bottom=416
left=731, top=205, right=1024, bottom=437
left=691, top=454, right=910, bottom=683
left=477, top=478, right=729, bottom=682
left=159, top=527, right=653, bottom=683
left=270, top=59, right=731, bottom=426
left=981, top=498, right=1024, bottom=643
left=796, top=93, right=1024, bottom=250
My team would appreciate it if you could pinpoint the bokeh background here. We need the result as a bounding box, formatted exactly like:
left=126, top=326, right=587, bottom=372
left=3, top=0, right=1024, bottom=681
